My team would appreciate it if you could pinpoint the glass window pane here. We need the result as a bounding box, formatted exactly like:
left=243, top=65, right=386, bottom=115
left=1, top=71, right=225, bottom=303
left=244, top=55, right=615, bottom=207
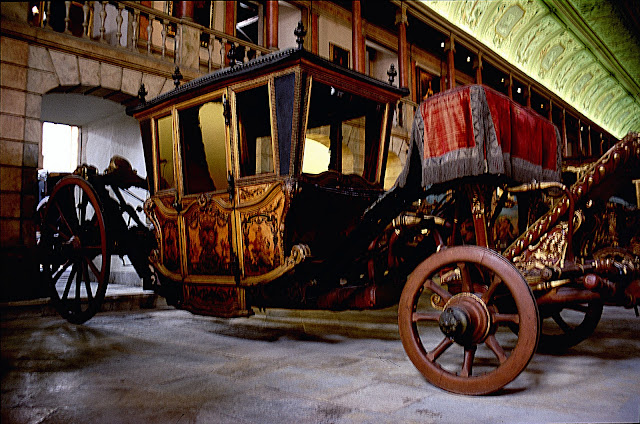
left=179, top=99, right=227, bottom=194
left=157, top=115, right=174, bottom=190
left=236, top=85, right=274, bottom=177
left=303, top=82, right=385, bottom=182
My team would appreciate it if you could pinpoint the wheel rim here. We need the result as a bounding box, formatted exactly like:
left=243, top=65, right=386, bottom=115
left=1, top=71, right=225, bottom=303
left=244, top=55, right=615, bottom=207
left=398, top=246, right=539, bottom=395
left=40, top=176, right=109, bottom=324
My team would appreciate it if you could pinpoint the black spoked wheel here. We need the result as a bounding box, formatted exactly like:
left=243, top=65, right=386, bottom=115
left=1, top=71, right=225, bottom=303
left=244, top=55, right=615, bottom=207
left=40, top=176, right=109, bottom=324
left=398, top=246, right=539, bottom=395
left=538, top=299, right=603, bottom=352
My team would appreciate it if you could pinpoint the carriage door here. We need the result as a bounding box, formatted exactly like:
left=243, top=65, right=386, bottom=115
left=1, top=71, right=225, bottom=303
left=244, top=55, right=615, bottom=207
left=231, top=81, right=287, bottom=282
left=178, top=93, right=238, bottom=281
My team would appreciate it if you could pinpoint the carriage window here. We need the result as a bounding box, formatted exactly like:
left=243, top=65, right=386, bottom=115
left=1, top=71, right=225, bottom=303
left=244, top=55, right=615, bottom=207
left=157, top=115, right=174, bottom=190
left=303, top=82, right=385, bottom=181
left=179, top=98, right=227, bottom=194
left=236, top=85, right=274, bottom=177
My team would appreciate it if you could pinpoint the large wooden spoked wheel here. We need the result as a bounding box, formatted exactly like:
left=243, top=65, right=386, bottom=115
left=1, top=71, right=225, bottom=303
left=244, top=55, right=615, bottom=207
left=398, top=246, right=539, bottom=395
left=40, top=176, right=110, bottom=324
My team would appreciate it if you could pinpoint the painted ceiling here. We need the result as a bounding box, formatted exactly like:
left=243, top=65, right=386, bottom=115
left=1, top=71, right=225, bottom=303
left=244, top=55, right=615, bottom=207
left=421, top=0, right=640, bottom=139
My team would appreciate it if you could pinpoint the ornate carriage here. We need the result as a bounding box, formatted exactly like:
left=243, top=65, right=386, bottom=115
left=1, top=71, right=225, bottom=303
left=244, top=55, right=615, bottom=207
left=39, top=33, right=640, bottom=395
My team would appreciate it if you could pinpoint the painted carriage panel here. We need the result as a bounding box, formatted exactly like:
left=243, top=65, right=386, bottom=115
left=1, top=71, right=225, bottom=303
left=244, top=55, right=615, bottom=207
left=145, top=194, right=181, bottom=277
left=238, top=184, right=287, bottom=277
left=179, top=194, right=233, bottom=276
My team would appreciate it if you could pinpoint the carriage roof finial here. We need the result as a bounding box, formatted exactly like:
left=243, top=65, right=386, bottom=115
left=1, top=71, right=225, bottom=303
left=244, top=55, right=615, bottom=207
left=294, top=21, right=306, bottom=50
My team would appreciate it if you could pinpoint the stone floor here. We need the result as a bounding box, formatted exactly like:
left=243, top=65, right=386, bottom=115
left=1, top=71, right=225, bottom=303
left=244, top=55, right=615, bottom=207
left=1, top=295, right=639, bottom=424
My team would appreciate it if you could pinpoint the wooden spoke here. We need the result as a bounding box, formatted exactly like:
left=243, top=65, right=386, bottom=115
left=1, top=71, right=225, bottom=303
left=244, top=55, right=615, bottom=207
left=493, top=313, right=520, bottom=325
left=412, top=311, right=441, bottom=322
left=426, top=337, right=454, bottom=362
left=85, top=256, right=101, bottom=280
left=82, top=260, right=94, bottom=302
left=458, top=262, right=472, bottom=293
left=481, top=275, right=501, bottom=303
left=61, top=262, right=77, bottom=301
left=51, top=259, right=73, bottom=283
left=485, top=334, right=508, bottom=363
left=54, top=200, right=76, bottom=236
left=460, top=345, right=476, bottom=377
left=425, top=279, right=452, bottom=303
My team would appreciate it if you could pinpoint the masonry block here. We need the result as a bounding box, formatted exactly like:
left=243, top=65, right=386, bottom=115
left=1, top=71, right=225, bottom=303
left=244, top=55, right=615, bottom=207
left=0, top=166, right=22, bottom=192
left=100, top=62, right=122, bottom=91
left=0, top=193, right=21, bottom=218
left=25, top=93, right=42, bottom=119
left=79, top=57, right=101, bottom=87
left=121, top=68, right=143, bottom=96
left=0, top=88, right=26, bottom=115
left=141, top=74, right=166, bottom=99
left=49, top=50, right=80, bottom=86
left=22, top=142, right=39, bottom=168
left=27, top=68, right=59, bottom=95
left=24, top=118, right=42, bottom=144
left=28, top=45, right=55, bottom=72
left=0, top=63, right=27, bottom=90
left=1, top=36, right=29, bottom=66
left=0, top=114, right=25, bottom=142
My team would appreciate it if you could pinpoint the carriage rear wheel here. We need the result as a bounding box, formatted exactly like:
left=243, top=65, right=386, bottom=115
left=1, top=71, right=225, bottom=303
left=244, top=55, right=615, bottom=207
left=538, top=300, right=603, bottom=352
left=398, top=246, right=539, bottom=395
left=40, top=176, right=110, bottom=324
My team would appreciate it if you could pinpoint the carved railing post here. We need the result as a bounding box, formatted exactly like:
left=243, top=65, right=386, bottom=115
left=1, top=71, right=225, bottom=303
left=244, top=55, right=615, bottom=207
left=44, top=1, right=52, bottom=29
left=82, top=1, right=90, bottom=38
left=99, top=1, right=107, bottom=43
left=116, top=3, right=124, bottom=46
left=161, top=19, right=168, bottom=58
left=208, top=34, right=214, bottom=72
left=147, top=13, right=154, bottom=55
left=64, top=1, right=72, bottom=34
left=131, top=8, right=140, bottom=51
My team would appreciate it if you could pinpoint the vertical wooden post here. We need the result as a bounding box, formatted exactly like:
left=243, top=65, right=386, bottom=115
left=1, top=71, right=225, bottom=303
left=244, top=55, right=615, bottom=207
left=352, top=0, right=365, bottom=73
left=311, top=12, right=319, bottom=54
left=445, top=34, right=455, bottom=90
left=174, top=1, right=195, bottom=21
left=225, top=1, right=236, bottom=66
left=562, top=108, right=568, bottom=156
left=266, top=1, right=279, bottom=50
left=396, top=5, right=409, bottom=89
left=474, top=52, right=483, bottom=84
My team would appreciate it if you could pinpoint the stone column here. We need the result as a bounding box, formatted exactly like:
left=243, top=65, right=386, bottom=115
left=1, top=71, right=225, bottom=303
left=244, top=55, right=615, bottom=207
left=0, top=36, right=45, bottom=300
left=445, top=34, right=455, bottom=90
left=396, top=6, right=409, bottom=89
left=352, top=0, right=365, bottom=73
left=266, top=1, right=278, bottom=50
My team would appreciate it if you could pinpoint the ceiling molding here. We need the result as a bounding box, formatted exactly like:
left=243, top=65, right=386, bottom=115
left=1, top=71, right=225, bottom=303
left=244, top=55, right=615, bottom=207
left=417, top=0, right=639, bottom=138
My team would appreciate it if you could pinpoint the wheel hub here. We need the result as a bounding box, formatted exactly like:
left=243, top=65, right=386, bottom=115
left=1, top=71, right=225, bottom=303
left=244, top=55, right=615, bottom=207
left=439, top=293, right=491, bottom=345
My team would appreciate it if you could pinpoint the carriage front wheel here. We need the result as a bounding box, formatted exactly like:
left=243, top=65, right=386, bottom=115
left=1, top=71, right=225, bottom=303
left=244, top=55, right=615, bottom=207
left=39, top=176, right=110, bottom=324
left=398, top=246, right=539, bottom=395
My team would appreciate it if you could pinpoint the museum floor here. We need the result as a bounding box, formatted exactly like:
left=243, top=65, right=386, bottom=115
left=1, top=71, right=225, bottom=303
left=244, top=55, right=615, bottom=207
left=1, top=286, right=639, bottom=424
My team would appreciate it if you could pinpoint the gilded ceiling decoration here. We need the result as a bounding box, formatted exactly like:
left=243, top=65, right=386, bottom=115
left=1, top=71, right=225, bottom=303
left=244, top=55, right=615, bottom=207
left=421, top=0, right=640, bottom=139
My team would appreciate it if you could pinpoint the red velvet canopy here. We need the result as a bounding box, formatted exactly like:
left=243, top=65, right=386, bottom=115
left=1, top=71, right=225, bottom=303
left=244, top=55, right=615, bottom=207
left=398, top=85, right=561, bottom=188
